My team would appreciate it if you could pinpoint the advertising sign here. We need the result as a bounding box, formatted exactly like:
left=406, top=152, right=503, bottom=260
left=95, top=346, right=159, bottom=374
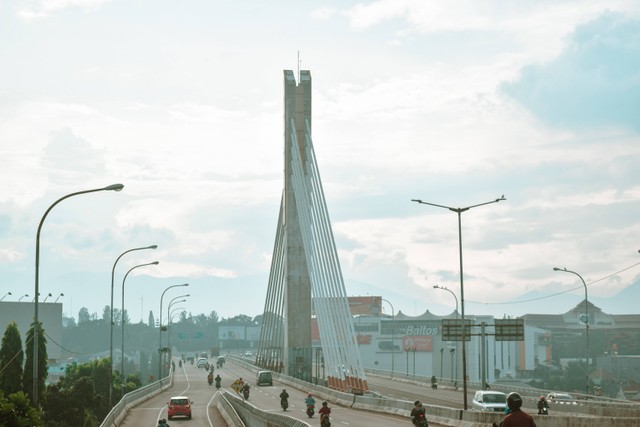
left=402, top=335, right=432, bottom=352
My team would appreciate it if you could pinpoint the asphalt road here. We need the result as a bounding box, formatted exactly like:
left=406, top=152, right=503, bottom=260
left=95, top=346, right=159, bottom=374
left=119, top=358, right=226, bottom=427
left=119, top=357, right=435, bottom=427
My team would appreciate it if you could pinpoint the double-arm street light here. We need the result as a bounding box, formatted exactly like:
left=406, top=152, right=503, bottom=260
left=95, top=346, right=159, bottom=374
left=380, top=298, right=395, bottom=376
left=553, top=266, right=590, bottom=396
left=120, top=261, right=159, bottom=387
left=412, top=195, right=505, bottom=409
left=159, top=283, right=189, bottom=382
left=1, top=292, right=11, bottom=301
left=34, top=183, right=124, bottom=406
left=434, top=284, right=459, bottom=386
left=109, top=244, right=157, bottom=406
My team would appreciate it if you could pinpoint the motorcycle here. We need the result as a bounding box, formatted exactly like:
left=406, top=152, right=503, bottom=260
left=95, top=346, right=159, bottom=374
left=538, top=406, right=549, bottom=415
left=280, top=398, right=288, bottom=411
left=320, top=414, right=331, bottom=427
left=215, top=379, right=221, bottom=390
left=413, top=413, right=428, bottom=427
left=242, top=384, right=250, bottom=400
left=306, top=404, right=314, bottom=418
left=207, top=374, right=213, bottom=386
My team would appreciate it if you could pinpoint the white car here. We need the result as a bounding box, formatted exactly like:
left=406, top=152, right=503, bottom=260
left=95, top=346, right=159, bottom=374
left=546, top=392, right=577, bottom=404
left=197, top=357, right=207, bottom=367
left=472, top=390, right=507, bottom=412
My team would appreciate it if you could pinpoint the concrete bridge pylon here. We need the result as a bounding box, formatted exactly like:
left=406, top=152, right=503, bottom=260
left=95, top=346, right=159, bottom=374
left=256, top=70, right=367, bottom=392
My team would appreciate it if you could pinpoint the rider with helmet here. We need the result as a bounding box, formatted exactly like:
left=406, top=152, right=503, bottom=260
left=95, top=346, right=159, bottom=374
left=500, top=392, right=536, bottom=427
left=536, top=395, right=549, bottom=415
left=410, top=400, right=428, bottom=426
left=305, top=392, right=316, bottom=407
left=319, top=401, right=331, bottom=426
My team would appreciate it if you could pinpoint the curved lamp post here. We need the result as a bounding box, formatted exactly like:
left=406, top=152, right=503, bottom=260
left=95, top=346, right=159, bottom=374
left=1, top=292, right=11, bottom=301
left=434, top=284, right=459, bottom=385
left=109, top=244, right=157, bottom=406
left=120, top=261, right=159, bottom=387
left=54, top=293, right=64, bottom=303
left=380, top=298, right=395, bottom=376
left=158, top=283, right=189, bottom=382
left=34, top=183, right=124, bottom=406
left=42, top=293, right=53, bottom=302
left=553, top=266, right=590, bottom=396
left=19, top=294, right=28, bottom=302
left=167, top=296, right=189, bottom=359
left=412, top=195, right=505, bottom=409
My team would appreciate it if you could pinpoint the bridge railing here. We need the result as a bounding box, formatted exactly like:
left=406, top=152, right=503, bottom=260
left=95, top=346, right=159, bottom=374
left=99, top=369, right=173, bottom=427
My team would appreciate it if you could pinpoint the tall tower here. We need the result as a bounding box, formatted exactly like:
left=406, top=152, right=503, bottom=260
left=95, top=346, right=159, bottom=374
left=283, top=69, right=313, bottom=379
left=257, top=70, right=367, bottom=392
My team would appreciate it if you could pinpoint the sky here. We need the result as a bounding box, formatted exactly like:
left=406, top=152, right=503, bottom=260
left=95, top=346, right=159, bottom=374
left=1, top=0, right=639, bottom=322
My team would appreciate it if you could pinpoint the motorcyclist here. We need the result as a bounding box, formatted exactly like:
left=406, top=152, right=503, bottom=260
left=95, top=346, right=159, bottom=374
left=242, top=382, right=250, bottom=399
left=411, top=400, right=428, bottom=427
left=207, top=372, right=213, bottom=385
left=319, top=401, right=331, bottom=426
left=279, top=388, right=289, bottom=410
left=430, top=375, right=437, bottom=389
left=537, top=395, right=549, bottom=415
left=215, top=374, right=222, bottom=389
left=305, top=392, right=316, bottom=417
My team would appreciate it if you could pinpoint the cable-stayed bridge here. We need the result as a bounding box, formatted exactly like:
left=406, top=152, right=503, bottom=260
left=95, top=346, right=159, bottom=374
left=255, top=70, right=367, bottom=393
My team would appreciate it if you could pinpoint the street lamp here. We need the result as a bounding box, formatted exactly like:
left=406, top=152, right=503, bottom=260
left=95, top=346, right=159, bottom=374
left=120, top=261, right=158, bottom=387
left=381, top=298, right=395, bottom=376
left=159, top=283, right=189, bottom=381
left=412, top=195, right=505, bottom=409
left=1, top=292, right=11, bottom=301
left=553, top=266, right=590, bottom=396
left=33, top=183, right=123, bottom=406
left=167, top=296, right=189, bottom=360
left=54, top=293, right=64, bottom=303
left=109, top=244, right=157, bottom=406
left=19, top=294, right=28, bottom=302
left=434, top=284, right=459, bottom=386
left=42, top=293, right=53, bottom=302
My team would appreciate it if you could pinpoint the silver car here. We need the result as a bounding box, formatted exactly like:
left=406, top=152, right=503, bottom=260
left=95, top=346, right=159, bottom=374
left=472, top=390, right=507, bottom=412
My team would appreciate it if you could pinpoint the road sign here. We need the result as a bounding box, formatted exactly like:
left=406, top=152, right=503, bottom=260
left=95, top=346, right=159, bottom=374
left=441, top=319, right=471, bottom=341
left=495, top=318, right=524, bottom=341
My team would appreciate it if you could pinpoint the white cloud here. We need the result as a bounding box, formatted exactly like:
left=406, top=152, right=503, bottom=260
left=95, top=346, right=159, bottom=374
left=16, top=0, right=111, bottom=21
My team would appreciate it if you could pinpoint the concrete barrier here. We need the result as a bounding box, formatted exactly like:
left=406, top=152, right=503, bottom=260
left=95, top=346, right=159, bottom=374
left=100, top=369, right=173, bottom=427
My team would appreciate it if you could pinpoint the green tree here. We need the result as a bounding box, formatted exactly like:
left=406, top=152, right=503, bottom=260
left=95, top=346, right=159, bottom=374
left=78, top=307, right=91, bottom=323
left=0, top=390, right=43, bottom=426
left=22, top=321, right=47, bottom=406
left=43, top=359, right=112, bottom=425
left=0, top=321, right=24, bottom=395
left=102, top=305, right=110, bottom=323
